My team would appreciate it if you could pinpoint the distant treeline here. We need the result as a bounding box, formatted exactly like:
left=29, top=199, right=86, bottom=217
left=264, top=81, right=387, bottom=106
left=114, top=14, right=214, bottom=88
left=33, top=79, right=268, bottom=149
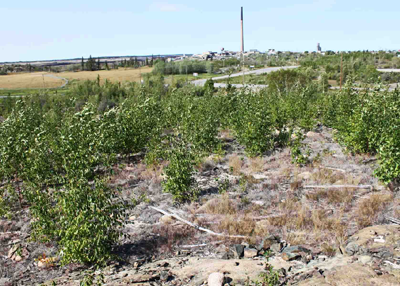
left=152, top=60, right=215, bottom=75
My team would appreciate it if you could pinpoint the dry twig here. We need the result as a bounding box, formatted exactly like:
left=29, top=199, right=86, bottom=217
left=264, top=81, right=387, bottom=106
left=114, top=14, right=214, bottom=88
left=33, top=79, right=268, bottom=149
left=304, top=185, right=373, bottom=190
left=149, top=206, right=248, bottom=238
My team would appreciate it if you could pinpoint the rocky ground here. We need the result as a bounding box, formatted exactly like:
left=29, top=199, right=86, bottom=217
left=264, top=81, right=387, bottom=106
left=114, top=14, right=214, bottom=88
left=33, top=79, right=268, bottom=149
left=1, top=126, right=400, bottom=285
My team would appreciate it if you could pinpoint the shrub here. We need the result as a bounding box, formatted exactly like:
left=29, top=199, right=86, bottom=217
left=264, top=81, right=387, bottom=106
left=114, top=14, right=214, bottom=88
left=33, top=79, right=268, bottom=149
left=29, top=179, right=124, bottom=265
left=162, top=139, right=198, bottom=202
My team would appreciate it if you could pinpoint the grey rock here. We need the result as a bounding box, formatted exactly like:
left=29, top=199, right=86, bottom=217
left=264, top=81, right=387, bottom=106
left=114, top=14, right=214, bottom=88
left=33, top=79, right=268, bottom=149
left=221, top=249, right=235, bottom=260
left=257, top=235, right=281, bottom=251
left=345, top=242, right=359, bottom=256
left=244, top=248, right=258, bottom=258
left=281, top=252, right=301, bottom=261
left=233, top=244, right=245, bottom=259
left=270, top=242, right=282, bottom=253
left=282, top=246, right=311, bottom=254
left=160, top=270, right=170, bottom=281
left=369, top=247, right=393, bottom=259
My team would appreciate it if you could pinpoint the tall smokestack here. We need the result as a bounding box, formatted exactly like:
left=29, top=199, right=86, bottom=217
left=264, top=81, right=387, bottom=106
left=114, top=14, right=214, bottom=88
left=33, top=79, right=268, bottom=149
left=241, top=7, right=244, bottom=53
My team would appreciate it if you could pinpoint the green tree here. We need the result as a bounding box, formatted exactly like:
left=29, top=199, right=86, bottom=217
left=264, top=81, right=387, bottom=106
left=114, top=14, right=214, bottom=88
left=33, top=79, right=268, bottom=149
left=86, top=55, right=95, bottom=71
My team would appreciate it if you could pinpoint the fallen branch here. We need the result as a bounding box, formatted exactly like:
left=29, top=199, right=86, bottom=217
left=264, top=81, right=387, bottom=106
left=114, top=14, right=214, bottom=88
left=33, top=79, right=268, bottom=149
left=149, top=206, right=248, bottom=238
left=384, top=261, right=400, bottom=269
left=179, top=243, right=208, bottom=248
left=386, top=216, right=400, bottom=225
left=321, top=166, right=346, bottom=173
left=179, top=240, right=223, bottom=248
left=304, top=185, right=373, bottom=190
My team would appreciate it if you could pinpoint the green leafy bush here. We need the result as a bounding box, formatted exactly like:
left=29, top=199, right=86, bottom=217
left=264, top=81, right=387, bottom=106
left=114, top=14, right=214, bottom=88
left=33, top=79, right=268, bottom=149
left=162, top=139, right=198, bottom=202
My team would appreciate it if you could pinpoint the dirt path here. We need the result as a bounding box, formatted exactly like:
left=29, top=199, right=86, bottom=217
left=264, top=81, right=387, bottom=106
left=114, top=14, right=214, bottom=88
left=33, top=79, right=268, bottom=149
left=192, top=66, right=299, bottom=87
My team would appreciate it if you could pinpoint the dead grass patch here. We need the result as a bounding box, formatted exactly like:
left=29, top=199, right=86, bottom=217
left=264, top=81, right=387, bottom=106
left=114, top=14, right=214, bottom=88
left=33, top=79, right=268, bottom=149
left=306, top=188, right=354, bottom=205
left=228, top=155, right=244, bottom=175
left=356, top=193, right=392, bottom=228
left=312, top=168, right=346, bottom=184
left=0, top=72, right=64, bottom=89
left=249, top=157, right=264, bottom=173
left=56, top=66, right=153, bottom=84
left=199, top=194, right=238, bottom=215
left=138, top=164, right=164, bottom=184
left=154, top=223, right=197, bottom=252
left=322, top=242, right=337, bottom=257
left=217, top=215, right=256, bottom=237
left=278, top=166, right=292, bottom=177
left=290, top=179, right=302, bottom=191
left=284, top=230, right=308, bottom=245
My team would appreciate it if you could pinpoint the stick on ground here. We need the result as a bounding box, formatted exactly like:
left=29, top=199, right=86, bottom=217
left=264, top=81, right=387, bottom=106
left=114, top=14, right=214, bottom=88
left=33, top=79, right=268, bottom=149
left=149, top=206, right=248, bottom=238
left=304, top=185, right=373, bottom=190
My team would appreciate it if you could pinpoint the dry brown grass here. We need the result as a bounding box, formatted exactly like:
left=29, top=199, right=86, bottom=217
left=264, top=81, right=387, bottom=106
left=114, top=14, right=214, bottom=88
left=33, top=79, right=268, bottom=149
left=311, top=168, right=345, bottom=184
left=153, top=223, right=197, bottom=252
left=228, top=155, right=244, bottom=175
left=306, top=188, right=354, bottom=205
left=321, top=242, right=337, bottom=257
left=218, top=215, right=256, bottom=237
left=356, top=193, right=392, bottom=228
left=0, top=72, right=64, bottom=89
left=290, top=179, right=302, bottom=191
left=139, top=164, right=164, bottom=184
left=249, top=157, right=264, bottom=173
left=200, top=194, right=238, bottom=215
left=55, top=66, right=153, bottom=84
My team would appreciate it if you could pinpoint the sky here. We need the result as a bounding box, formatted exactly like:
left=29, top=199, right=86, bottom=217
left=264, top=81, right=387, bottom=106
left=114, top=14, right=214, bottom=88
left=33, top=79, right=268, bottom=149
left=1, top=0, right=399, bottom=62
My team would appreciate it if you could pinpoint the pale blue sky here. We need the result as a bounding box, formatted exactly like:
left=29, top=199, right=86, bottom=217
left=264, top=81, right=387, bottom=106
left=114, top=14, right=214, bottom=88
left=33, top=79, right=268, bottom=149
left=1, top=0, right=399, bottom=62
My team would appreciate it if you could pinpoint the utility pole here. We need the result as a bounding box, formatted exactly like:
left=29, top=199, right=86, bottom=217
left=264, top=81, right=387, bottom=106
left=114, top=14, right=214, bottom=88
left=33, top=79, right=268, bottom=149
left=340, top=53, right=343, bottom=90
left=241, top=7, right=245, bottom=86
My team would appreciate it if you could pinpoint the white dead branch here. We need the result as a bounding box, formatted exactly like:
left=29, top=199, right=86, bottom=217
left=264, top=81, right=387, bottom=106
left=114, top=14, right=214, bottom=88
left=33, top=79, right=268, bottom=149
left=386, top=216, right=400, bottom=225
left=304, top=185, right=373, bottom=190
left=149, top=206, right=248, bottom=238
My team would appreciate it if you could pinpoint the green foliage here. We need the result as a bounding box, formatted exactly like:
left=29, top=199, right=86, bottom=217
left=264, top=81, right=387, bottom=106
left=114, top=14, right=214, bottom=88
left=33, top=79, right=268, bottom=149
left=152, top=59, right=209, bottom=75
left=162, top=138, right=198, bottom=203
left=266, top=69, right=312, bottom=95
left=322, top=82, right=400, bottom=183
left=80, top=269, right=105, bottom=286
left=203, top=79, right=215, bottom=95
left=246, top=264, right=280, bottom=286
left=257, top=264, right=280, bottom=286
left=230, top=91, right=274, bottom=156
left=290, top=131, right=310, bottom=166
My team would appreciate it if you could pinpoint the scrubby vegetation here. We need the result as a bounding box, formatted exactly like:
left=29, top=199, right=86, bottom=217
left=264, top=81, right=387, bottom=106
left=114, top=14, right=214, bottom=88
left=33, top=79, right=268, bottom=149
left=0, top=62, right=399, bottom=270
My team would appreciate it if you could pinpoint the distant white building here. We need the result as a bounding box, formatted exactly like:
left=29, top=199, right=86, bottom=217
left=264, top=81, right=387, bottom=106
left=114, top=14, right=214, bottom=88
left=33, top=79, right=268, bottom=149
left=248, top=49, right=261, bottom=54
left=267, top=49, right=277, bottom=55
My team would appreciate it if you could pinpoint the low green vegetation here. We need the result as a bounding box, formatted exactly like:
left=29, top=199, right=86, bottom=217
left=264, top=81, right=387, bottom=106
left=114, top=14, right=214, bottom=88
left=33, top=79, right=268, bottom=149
left=152, top=59, right=215, bottom=75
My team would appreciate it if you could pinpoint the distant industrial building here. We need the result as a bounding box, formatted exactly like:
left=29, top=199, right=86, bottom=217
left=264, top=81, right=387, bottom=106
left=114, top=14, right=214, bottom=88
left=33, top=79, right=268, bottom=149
left=317, top=43, right=322, bottom=53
